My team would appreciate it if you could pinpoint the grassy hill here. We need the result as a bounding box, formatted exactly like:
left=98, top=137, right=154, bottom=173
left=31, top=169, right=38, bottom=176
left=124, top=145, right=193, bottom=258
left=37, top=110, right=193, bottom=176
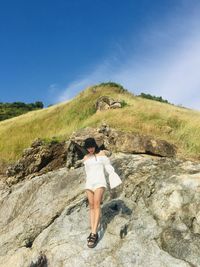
left=0, top=83, right=200, bottom=165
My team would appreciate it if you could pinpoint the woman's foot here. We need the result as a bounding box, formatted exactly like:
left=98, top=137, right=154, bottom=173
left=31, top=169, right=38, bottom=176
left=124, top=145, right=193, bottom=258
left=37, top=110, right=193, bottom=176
left=87, top=232, right=92, bottom=241
left=87, top=223, right=101, bottom=241
left=87, top=232, right=99, bottom=248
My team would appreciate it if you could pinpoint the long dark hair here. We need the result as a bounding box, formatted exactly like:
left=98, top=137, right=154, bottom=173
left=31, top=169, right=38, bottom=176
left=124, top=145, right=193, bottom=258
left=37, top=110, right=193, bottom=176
left=83, top=137, right=101, bottom=154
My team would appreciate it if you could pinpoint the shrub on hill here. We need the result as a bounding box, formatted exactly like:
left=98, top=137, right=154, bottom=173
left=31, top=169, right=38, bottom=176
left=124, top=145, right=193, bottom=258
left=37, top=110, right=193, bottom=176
left=0, top=101, right=44, bottom=121
left=138, top=92, right=171, bottom=104
left=93, top=82, right=129, bottom=93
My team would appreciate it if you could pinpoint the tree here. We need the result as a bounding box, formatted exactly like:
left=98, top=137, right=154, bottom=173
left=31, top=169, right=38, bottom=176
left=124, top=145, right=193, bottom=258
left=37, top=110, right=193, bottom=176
left=34, top=101, right=44, bottom=108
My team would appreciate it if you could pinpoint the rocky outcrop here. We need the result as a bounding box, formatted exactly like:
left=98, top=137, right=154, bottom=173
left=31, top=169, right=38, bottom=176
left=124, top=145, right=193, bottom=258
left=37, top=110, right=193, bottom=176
left=5, top=124, right=176, bottom=186
left=0, top=152, right=200, bottom=267
left=5, top=139, right=68, bottom=186
left=69, top=123, right=177, bottom=158
left=95, top=96, right=123, bottom=111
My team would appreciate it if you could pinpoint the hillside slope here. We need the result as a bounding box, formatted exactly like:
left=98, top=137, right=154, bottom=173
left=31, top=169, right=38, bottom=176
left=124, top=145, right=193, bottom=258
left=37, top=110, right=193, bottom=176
left=0, top=83, right=200, bottom=163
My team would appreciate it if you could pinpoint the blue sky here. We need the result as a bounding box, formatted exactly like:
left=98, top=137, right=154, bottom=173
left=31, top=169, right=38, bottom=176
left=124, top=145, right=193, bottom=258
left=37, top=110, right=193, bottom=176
left=0, top=0, right=200, bottom=111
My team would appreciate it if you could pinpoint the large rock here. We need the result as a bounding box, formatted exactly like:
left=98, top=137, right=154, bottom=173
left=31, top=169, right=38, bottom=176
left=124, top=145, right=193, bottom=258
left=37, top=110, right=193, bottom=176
left=5, top=139, right=68, bottom=185
left=0, top=153, right=200, bottom=266
left=5, top=124, right=176, bottom=186
left=109, top=131, right=176, bottom=157
left=70, top=123, right=177, bottom=158
left=95, top=96, right=123, bottom=111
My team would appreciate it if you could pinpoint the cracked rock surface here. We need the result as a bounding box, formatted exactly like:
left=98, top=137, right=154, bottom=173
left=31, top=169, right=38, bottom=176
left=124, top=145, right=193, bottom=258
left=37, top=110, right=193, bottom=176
left=0, top=153, right=200, bottom=267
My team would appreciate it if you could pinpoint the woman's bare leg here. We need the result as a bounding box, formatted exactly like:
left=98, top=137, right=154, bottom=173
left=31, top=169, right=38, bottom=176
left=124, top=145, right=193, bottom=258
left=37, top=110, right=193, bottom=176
left=92, top=187, right=105, bottom=234
left=86, top=189, right=95, bottom=231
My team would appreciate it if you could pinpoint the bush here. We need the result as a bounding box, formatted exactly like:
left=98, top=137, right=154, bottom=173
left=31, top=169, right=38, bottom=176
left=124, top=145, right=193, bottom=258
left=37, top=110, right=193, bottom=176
left=93, top=82, right=128, bottom=93
left=137, top=92, right=172, bottom=104
left=0, top=101, right=44, bottom=121
left=120, top=99, right=128, bottom=107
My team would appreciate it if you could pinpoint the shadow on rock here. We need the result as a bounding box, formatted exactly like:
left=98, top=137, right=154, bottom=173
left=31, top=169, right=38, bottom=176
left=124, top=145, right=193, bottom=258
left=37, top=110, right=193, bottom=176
left=97, top=199, right=132, bottom=242
left=29, top=251, right=48, bottom=267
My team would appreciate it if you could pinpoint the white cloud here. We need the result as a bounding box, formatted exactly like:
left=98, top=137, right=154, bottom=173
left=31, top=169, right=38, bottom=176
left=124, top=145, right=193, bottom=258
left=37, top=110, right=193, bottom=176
left=53, top=58, right=116, bottom=103
left=110, top=30, right=200, bottom=111
left=54, top=3, right=200, bottom=111
left=55, top=78, right=90, bottom=102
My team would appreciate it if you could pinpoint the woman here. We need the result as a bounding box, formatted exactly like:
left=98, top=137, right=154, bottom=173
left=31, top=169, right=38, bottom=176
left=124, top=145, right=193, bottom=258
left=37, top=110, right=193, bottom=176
left=83, top=137, right=122, bottom=248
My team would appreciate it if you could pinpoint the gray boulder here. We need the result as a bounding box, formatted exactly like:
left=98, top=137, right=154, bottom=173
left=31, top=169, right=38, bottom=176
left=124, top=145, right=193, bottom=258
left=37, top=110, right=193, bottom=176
left=0, top=153, right=199, bottom=266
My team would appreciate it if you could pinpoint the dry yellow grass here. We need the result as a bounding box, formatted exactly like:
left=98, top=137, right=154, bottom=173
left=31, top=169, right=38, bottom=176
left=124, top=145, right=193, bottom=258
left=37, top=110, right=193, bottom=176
left=0, top=84, right=200, bottom=163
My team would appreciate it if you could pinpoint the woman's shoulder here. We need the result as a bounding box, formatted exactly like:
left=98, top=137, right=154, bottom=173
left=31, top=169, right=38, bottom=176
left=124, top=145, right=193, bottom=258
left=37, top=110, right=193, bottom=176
left=97, top=150, right=106, bottom=156
left=83, top=155, right=89, bottom=161
left=98, top=149, right=110, bottom=157
left=83, top=150, right=110, bottom=162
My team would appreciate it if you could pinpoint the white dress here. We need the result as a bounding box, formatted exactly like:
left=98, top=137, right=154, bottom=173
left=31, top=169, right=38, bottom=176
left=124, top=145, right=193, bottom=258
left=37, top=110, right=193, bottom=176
left=83, top=155, right=122, bottom=191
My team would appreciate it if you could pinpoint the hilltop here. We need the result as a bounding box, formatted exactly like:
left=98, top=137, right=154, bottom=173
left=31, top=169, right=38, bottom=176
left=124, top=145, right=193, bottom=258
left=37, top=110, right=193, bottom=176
left=0, top=82, right=200, bottom=166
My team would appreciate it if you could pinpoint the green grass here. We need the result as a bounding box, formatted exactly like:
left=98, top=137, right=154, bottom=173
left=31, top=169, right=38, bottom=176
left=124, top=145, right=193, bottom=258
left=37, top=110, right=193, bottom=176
left=0, top=83, right=200, bottom=164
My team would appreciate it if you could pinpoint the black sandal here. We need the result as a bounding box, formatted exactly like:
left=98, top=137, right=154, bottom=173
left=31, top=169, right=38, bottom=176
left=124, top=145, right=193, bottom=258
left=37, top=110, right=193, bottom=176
left=87, top=232, right=92, bottom=241
left=87, top=233, right=98, bottom=248
left=87, top=223, right=101, bottom=241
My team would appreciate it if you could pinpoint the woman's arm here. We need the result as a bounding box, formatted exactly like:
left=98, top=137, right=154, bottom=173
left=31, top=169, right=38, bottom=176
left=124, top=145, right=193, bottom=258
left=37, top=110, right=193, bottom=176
left=102, top=155, right=122, bottom=189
